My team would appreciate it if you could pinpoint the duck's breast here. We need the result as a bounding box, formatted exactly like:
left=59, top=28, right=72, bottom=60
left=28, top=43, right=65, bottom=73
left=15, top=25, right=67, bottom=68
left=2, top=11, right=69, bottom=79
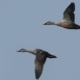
left=60, top=20, right=73, bottom=28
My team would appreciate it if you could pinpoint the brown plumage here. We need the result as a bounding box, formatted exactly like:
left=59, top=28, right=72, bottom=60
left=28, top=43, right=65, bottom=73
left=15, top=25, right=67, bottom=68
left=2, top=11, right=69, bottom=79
left=17, top=48, right=57, bottom=80
left=43, top=2, right=80, bottom=29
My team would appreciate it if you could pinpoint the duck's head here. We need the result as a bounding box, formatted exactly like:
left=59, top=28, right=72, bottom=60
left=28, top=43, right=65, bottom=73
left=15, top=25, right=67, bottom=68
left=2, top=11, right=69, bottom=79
left=17, top=48, right=27, bottom=52
left=43, top=21, right=55, bottom=25
left=17, top=48, right=36, bottom=55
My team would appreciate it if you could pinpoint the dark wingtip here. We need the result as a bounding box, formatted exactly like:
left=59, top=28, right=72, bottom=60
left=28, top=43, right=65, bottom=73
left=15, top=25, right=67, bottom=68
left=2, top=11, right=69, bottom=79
left=70, top=2, right=75, bottom=6
left=71, top=2, right=75, bottom=4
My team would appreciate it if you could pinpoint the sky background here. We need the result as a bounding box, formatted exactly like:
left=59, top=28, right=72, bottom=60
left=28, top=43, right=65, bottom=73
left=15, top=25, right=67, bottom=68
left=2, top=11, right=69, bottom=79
left=0, top=0, right=80, bottom=80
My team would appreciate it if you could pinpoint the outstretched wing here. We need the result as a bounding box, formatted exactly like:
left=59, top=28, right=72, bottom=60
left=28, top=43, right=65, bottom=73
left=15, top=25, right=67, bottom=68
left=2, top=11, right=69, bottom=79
left=35, top=61, right=44, bottom=79
left=63, top=2, right=75, bottom=22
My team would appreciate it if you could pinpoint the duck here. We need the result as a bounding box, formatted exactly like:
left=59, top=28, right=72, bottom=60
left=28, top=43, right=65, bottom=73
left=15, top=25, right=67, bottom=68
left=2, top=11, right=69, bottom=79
left=43, top=2, right=80, bottom=29
left=17, top=48, right=57, bottom=80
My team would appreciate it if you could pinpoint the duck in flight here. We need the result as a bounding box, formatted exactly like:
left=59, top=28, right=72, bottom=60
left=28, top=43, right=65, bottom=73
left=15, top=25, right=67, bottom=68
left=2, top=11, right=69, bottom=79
left=43, top=2, right=80, bottom=29
left=17, top=48, right=57, bottom=80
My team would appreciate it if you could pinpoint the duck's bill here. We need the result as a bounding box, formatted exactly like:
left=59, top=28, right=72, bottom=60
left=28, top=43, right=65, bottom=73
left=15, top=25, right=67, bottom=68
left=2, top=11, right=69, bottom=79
left=16, top=50, right=21, bottom=52
left=43, top=22, right=47, bottom=25
left=43, top=22, right=49, bottom=25
left=43, top=21, right=53, bottom=25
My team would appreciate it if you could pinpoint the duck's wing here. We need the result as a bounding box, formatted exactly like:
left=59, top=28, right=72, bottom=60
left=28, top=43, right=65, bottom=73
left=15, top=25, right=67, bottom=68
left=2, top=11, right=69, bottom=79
left=35, top=62, right=43, bottom=79
left=63, top=2, right=75, bottom=22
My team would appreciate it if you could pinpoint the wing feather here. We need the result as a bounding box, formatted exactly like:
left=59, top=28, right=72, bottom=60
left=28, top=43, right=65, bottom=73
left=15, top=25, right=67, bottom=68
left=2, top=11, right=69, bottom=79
left=63, top=2, right=75, bottom=22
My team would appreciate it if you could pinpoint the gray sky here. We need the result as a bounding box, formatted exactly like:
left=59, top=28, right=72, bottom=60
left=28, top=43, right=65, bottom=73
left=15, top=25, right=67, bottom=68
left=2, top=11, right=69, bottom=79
left=0, top=0, right=80, bottom=80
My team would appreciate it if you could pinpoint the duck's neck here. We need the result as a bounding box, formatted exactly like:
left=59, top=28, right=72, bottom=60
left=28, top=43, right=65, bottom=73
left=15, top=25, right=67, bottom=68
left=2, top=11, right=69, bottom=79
left=50, top=22, right=56, bottom=25
left=55, top=22, right=61, bottom=26
left=25, top=49, right=36, bottom=55
left=48, top=21, right=56, bottom=25
left=50, top=22, right=61, bottom=26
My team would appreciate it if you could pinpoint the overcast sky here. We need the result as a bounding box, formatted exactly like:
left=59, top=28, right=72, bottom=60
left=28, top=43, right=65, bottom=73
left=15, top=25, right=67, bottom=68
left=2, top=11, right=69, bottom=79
left=0, top=0, right=80, bottom=80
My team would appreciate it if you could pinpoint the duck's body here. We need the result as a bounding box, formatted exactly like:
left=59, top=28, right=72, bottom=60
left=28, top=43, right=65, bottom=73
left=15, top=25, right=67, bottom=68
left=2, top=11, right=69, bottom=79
left=17, top=48, right=57, bottom=80
left=56, top=20, right=80, bottom=29
left=43, top=2, right=80, bottom=29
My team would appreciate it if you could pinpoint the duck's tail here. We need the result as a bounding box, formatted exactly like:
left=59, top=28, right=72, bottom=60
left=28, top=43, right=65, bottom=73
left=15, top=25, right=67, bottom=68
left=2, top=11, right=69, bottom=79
left=48, top=54, right=57, bottom=58
left=73, top=24, right=80, bottom=29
